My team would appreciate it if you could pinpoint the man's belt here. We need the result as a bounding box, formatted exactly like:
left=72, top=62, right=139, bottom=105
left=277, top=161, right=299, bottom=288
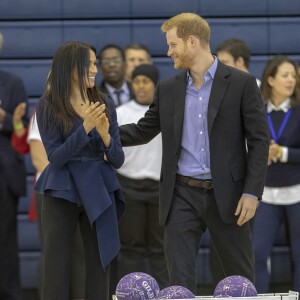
left=176, top=174, right=213, bottom=190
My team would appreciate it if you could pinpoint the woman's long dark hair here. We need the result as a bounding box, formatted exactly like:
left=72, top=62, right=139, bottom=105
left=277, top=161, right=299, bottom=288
left=260, top=55, right=300, bottom=107
left=37, top=41, right=109, bottom=137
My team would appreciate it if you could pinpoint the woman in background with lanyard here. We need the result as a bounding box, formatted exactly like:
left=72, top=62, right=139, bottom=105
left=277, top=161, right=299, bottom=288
left=252, top=55, right=300, bottom=293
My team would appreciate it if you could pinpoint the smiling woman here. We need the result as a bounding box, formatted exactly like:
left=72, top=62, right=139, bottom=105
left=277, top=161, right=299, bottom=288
left=252, top=55, right=300, bottom=293
left=34, top=41, right=125, bottom=300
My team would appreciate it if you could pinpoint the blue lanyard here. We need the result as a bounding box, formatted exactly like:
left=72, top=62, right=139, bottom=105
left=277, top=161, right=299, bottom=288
left=267, top=109, right=292, bottom=143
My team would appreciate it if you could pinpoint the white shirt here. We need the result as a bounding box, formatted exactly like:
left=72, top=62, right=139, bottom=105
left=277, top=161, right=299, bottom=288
left=105, top=81, right=130, bottom=106
left=27, top=114, right=43, bottom=179
left=116, top=100, right=162, bottom=181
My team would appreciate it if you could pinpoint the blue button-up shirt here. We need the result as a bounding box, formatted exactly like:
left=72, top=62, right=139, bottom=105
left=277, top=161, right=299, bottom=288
left=177, top=58, right=218, bottom=179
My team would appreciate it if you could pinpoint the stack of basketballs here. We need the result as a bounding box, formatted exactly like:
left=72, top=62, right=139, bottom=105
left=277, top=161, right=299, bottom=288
left=114, top=272, right=257, bottom=299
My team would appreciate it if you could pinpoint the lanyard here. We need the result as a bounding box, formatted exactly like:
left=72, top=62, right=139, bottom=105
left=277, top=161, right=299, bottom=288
left=267, top=109, right=291, bottom=143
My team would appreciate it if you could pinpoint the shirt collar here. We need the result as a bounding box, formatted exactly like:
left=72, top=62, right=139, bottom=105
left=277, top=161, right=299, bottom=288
left=186, top=55, right=218, bottom=86
left=267, top=98, right=291, bottom=113
left=105, top=81, right=129, bottom=95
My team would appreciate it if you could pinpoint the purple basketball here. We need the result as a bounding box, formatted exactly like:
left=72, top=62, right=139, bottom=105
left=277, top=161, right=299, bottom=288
left=115, top=272, right=160, bottom=300
left=157, top=285, right=195, bottom=299
left=214, top=275, right=257, bottom=297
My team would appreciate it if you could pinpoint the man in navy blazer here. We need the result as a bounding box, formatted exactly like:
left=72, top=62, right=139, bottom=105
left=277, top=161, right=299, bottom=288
left=0, top=32, right=28, bottom=300
left=119, top=13, right=269, bottom=292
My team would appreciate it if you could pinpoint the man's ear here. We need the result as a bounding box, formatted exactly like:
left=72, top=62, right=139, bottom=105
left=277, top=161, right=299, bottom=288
left=188, top=35, right=199, bottom=48
left=235, top=56, right=246, bottom=69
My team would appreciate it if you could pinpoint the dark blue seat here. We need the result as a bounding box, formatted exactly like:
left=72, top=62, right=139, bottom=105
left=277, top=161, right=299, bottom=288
left=62, top=20, right=131, bottom=54
left=210, top=18, right=269, bottom=55
left=0, top=21, right=63, bottom=58
left=200, top=0, right=268, bottom=16
left=131, top=18, right=269, bottom=56
left=19, top=252, right=41, bottom=289
left=0, top=60, right=51, bottom=97
left=1, top=0, right=299, bottom=20
left=249, top=56, right=271, bottom=80
left=131, top=0, right=200, bottom=18
left=268, top=0, right=300, bottom=15
left=63, top=0, right=131, bottom=18
left=0, top=0, right=62, bottom=19
left=18, top=175, right=35, bottom=214
left=17, top=214, right=40, bottom=251
left=152, top=58, right=181, bottom=80
left=269, top=17, right=300, bottom=54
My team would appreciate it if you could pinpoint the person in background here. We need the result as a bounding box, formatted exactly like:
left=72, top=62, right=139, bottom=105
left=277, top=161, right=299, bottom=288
left=119, top=13, right=269, bottom=293
left=116, top=64, right=169, bottom=288
left=34, top=41, right=124, bottom=300
left=252, top=55, right=300, bottom=293
left=98, top=44, right=134, bottom=107
left=0, top=31, right=28, bottom=300
left=216, top=38, right=261, bottom=86
left=124, top=43, right=152, bottom=82
left=11, top=102, right=86, bottom=300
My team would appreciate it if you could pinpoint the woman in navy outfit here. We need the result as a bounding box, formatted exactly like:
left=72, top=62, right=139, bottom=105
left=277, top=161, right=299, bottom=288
left=35, top=41, right=125, bottom=300
left=252, top=55, right=300, bottom=293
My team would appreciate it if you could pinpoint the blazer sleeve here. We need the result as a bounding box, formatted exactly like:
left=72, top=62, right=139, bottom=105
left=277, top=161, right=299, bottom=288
left=37, top=111, right=92, bottom=169
left=102, top=99, right=124, bottom=169
left=242, top=76, right=269, bottom=196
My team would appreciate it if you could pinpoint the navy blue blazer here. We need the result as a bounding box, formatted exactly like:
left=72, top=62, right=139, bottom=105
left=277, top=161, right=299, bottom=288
left=35, top=96, right=125, bottom=267
left=0, top=70, right=28, bottom=197
left=265, top=105, right=300, bottom=187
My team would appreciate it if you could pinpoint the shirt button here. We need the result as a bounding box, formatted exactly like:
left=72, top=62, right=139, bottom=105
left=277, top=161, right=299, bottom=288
left=199, top=114, right=202, bottom=118
left=199, top=97, right=202, bottom=100
left=201, top=148, right=204, bottom=151
left=200, top=131, right=203, bottom=134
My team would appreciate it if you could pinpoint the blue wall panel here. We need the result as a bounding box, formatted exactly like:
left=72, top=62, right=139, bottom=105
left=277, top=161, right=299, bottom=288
left=209, top=18, right=269, bottom=54
left=0, top=0, right=62, bottom=19
left=269, top=18, right=300, bottom=54
left=131, top=0, right=200, bottom=18
left=63, top=20, right=131, bottom=53
left=19, top=252, right=40, bottom=289
left=268, top=0, right=300, bottom=15
left=200, top=0, right=267, bottom=16
left=131, top=20, right=166, bottom=56
left=18, top=175, right=34, bottom=214
left=0, top=60, right=51, bottom=96
left=152, top=58, right=181, bottom=80
left=18, top=215, right=40, bottom=250
left=0, top=21, right=63, bottom=58
left=62, top=0, right=131, bottom=18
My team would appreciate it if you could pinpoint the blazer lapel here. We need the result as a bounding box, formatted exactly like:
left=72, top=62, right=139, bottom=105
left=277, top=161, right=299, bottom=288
left=208, top=63, right=230, bottom=135
left=173, top=71, right=187, bottom=150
